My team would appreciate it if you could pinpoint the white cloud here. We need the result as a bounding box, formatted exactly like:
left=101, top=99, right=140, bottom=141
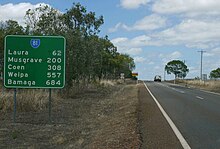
left=209, top=48, right=220, bottom=55
left=203, top=59, right=220, bottom=74
left=111, top=35, right=155, bottom=53
left=132, top=14, right=167, bottom=31
left=131, top=35, right=152, bottom=46
left=134, top=56, right=146, bottom=63
left=0, top=3, right=50, bottom=26
left=120, top=0, right=150, bottom=9
left=111, top=37, right=128, bottom=44
left=152, top=0, right=220, bottom=17
left=109, top=14, right=166, bottom=33
left=126, top=48, right=143, bottom=55
left=111, top=37, right=144, bottom=55
left=204, top=48, right=220, bottom=57
left=170, top=51, right=182, bottom=59
left=112, top=1, right=220, bottom=50
left=153, top=19, right=220, bottom=49
left=114, top=0, right=220, bottom=80
left=159, top=51, right=182, bottom=64
left=112, top=18, right=220, bottom=50
left=108, top=23, right=130, bottom=33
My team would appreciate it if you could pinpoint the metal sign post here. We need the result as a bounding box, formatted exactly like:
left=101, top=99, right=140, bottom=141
left=49, top=88, right=52, bottom=123
left=13, top=88, right=17, bottom=123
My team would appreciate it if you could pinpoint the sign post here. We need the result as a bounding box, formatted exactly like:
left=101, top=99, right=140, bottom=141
left=4, top=35, right=66, bottom=123
left=13, top=88, right=17, bottom=123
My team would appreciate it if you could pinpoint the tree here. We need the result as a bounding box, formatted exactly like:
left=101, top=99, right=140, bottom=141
left=25, top=4, right=64, bottom=35
left=165, top=60, right=189, bottom=80
left=4, top=20, right=24, bottom=35
left=210, top=68, right=220, bottom=79
left=0, top=20, right=24, bottom=74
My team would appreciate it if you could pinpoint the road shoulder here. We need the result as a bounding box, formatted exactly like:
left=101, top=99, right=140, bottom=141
left=138, top=83, right=183, bottom=149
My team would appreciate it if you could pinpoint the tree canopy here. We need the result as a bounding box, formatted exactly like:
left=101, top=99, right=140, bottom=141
left=0, top=20, right=25, bottom=72
left=165, top=60, right=189, bottom=79
left=210, top=68, right=220, bottom=79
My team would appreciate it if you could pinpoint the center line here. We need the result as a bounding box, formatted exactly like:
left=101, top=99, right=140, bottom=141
left=196, top=96, right=204, bottom=100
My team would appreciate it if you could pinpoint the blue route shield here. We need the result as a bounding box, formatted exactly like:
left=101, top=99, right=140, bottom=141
left=30, top=39, right=40, bottom=48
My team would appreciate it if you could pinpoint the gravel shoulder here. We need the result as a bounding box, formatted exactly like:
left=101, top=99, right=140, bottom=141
left=138, top=83, right=183, bottom=149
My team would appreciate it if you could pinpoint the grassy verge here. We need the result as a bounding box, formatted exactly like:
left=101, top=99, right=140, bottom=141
left=0, top=89, right=60, bottom=112
left=89, top=84, right=140, bottom=148
left=0, top=82, right=140, bottom=148
left=0, top=80, right=118, bottom=113
left=173, top=79, right=220, bottom=93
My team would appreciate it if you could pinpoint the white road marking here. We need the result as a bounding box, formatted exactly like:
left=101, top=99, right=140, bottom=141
left=196, top=96, right=204, bottom=100
left=144, top=82, right=191, bottom=149
left=157, top=83, right=185, bottom=94
left=171, top=88, right=185, bottom=94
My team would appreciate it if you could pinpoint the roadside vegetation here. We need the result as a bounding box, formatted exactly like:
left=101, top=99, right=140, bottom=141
left=164, top=60, right=220, bottom=93
left=210, top=68, right=220, bottom=79
left=0, top=4, right=140, bottom=148
left=171, top=79, right=220, bottom=93
left=165, top=60, right=189, bottom=80
left=0, top=3, right=135, bottom=87
left=0, top=3, right=135, bottom=112
left=0, top=81, right=140, bottom=148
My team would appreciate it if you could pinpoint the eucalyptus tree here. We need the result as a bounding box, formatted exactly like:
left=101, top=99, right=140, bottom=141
left=115, top=53, right=135, bottom=78
left=0, top=20, right=24, bottom=73
left=165, top=60, right=189, bottom=82
left=62, top=3, right=104, bottom=86
left=22, top=2, right=135, bottom=87
left=210, top=68, right=220, bottom=79
left=25, top=4, right=64, bottom=35
left=0, top=22, right=5, bottom=65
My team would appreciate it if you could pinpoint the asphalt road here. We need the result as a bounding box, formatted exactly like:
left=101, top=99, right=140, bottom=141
left=145, top=81, right=220, bottom=149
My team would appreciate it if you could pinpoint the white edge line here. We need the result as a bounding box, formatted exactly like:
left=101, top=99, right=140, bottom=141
left=196, top=96, right=204, bottom=100
left=143, top=82, right=191, bottom=149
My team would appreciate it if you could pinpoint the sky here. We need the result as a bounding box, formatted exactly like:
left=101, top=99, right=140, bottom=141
left=1, top=0, right=220, bottom=80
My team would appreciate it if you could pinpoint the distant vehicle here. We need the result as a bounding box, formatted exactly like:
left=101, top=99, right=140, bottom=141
left=154, top=75, right=161, bottom=82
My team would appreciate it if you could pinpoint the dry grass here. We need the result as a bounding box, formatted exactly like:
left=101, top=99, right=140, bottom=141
left=0, top=88, right=60, bottom=113
left=100, top=80, right=116, bottom=86
left=0, top=79, right=120, bottom=113
left=179, top=79, right=220, bottom=93
left=0, top=82, right=140, bottom=148
left=89, top=84, right=140, bottom=148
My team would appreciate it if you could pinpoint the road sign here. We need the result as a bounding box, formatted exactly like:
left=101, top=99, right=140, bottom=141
left=120, top=73, right=125, bottom=79
left=4, top=35, right=66, bottom=88
left=132, top=72, right=138, bottom=77
left=202, top=74, right=207, bottom=81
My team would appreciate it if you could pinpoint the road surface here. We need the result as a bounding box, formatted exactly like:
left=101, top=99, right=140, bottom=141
left=145, top=81, right=220, bottom=149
